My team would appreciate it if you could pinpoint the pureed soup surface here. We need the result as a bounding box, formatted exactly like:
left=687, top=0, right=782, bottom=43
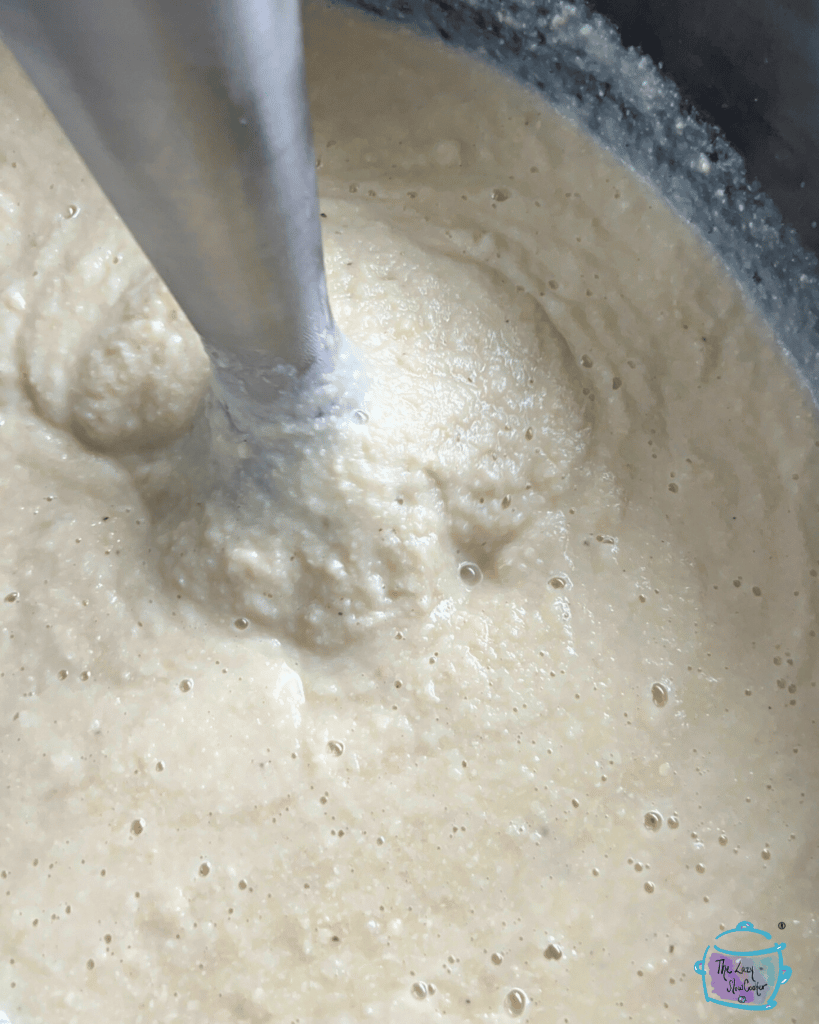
left=0, top=4, right=817, bottom=1023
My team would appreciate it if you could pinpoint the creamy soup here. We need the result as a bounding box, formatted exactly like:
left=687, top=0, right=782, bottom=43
left=0, top=5, right=817, bottom=1024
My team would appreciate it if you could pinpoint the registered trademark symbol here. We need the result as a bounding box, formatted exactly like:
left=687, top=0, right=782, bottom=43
left=778, top=921, right=786, bottom=930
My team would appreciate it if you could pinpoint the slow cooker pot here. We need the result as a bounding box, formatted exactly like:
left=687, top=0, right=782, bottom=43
left=694, top=920, right=792, bottom=1010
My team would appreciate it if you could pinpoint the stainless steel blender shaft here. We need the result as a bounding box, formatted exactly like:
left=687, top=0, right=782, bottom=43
left=0, top=0, right=338, bottom=411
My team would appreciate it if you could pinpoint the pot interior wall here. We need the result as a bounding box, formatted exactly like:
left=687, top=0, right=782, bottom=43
left=588, top=0, right=819, bottom=261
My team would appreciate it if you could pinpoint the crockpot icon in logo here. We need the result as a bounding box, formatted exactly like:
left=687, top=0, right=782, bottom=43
left=694, top=921, right=792, bottom=1010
